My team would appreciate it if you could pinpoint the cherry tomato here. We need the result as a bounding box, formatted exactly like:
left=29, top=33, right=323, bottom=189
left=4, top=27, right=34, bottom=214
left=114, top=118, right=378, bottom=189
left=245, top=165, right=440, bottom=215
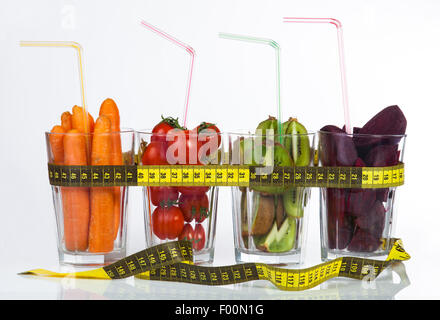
left=193, top=224, right=206, bottom=251
left=196, top=122, right=221, bottom=157
left=152, top=206, right=184, bottom=240
left=178, top=223, right=194, bottom=242
left=149, top=187, right=178, bottom=207
left=151, top=116, right=183, bottom=143
left=167, top=129, right=201, bottom=165
left=141, top=141, right=168, bottom=165
left=178, top=193, right=210, bottom=223
left=178, top=186, right=210, bottom=196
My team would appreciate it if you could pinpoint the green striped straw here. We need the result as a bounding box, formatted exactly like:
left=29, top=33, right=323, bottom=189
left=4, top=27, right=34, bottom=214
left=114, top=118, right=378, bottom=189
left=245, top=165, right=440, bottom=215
left=219, top=33, right=282, bottom=138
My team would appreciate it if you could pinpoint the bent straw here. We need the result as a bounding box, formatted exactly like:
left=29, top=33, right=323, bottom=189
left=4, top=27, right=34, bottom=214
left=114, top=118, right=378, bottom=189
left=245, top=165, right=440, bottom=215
left=283, top=18, right=352, bottom=134
left=20, top=41, right=90, bottom=136
left=140, top=20, right=194, bottom=128
left=219, top=33, right=282, bottom=137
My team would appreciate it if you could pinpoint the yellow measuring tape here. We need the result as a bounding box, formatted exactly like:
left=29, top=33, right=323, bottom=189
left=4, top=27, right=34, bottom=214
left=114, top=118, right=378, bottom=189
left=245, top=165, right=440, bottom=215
left=20, top=239, right=410, bottom=291
left=47, top=163, right=404, bottom=189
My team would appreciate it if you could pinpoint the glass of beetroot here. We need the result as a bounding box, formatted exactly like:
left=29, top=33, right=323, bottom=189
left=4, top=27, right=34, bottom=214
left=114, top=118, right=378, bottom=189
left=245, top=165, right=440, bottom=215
left=319, top=105, right=407, bottom=260
left=137, top=118, right=223, bottom=264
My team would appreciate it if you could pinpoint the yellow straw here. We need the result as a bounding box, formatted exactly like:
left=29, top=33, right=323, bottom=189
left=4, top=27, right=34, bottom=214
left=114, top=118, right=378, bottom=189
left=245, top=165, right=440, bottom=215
left=20, top=41, right=89, bottom=136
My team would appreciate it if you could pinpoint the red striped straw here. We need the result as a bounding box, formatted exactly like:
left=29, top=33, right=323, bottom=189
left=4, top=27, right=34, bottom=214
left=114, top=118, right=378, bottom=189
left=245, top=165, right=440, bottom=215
left=140, top=20, right=195, bottom=128
left=283, top=18, right=352, bottom=134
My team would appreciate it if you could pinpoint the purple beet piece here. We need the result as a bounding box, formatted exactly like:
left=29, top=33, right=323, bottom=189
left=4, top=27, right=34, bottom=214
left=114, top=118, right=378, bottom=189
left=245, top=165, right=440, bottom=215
left=359, top=105, right=407, bottom=136
left=346, top=189, right=376, bottom=217
left=326, top=188, right=354, bottom=250
left=376, top=188, right=389, bottom=202
left=354, top=105, right=407, bottom=150
left=347, top=228, right=382, bottom=252
left=342, top=125, right=361, bottom=134
left=320, top=125, right=358, bottom=167
left=356, top=200, right=386, bottom=238
left=364, top=144, right=399, bottom=167
left=354, top=157, right=366, bottom=167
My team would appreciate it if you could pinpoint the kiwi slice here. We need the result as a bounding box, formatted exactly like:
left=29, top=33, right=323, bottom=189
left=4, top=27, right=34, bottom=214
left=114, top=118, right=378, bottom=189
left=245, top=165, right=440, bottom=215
left=254, top=218, right=297, bottom=253
left=267, top=218, right=297, bottom=253
left=256, top=115, right=279, bottom=137
left=274, top=195, right=285, bottom=228
left=250, top=193, right=275, bottom=236
left=283, top=118, right=311, bottom=166
left=283, top=188, right=304, bottom=218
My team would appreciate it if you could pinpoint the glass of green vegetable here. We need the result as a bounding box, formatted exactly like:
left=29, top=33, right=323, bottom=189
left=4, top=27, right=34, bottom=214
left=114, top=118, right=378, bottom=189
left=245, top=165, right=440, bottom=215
left=229, top=117, right=315, bottom=265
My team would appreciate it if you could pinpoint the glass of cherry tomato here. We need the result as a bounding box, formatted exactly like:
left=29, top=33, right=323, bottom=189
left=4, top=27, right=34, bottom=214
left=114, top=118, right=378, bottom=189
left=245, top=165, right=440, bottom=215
left=137, top=117, right=223, bottom=264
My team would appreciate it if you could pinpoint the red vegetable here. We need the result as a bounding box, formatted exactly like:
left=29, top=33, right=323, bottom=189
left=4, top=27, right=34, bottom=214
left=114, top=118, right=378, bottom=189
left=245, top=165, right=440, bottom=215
left=178, top=223, right=195, bottom=242
left=142, top=141, right=169, bottom=165
left=195, top=122, right=221, bottom=157
left=193, top=224, right=206, bottom=251
left=152, top=205, right=185, bottom=240
left=149, top=186, right=179, bottom=207
left=178, top=193, right=209, bottom=223
left=151, top=116, right=184, bottom=144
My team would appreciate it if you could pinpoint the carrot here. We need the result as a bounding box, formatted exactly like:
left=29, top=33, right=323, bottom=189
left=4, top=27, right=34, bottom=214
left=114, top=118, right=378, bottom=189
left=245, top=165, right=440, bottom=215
left=62, top=129, right=90, bottom=251
left=49, top=125, right=65, bottom=165
left=72, top=105, right=95, bottom=163
left=99, top=98, right=123, bottom=239
left=61, top=111, right=73, bottom=131
left=72, top=105, right=94, bottom=133
left=88, top=115, right=115, bottom=253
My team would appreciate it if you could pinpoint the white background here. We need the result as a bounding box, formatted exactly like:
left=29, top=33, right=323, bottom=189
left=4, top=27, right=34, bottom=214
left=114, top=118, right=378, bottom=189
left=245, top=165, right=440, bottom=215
left=1, top=0, right=439, bottom=300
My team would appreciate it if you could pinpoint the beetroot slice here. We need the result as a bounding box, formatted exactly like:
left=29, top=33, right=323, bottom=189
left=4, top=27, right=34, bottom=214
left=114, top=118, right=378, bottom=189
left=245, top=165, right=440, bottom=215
left=342, top=125, right=361, bottom=134
left=346, top=189, right=376, bottom=217
left=347, top=228, right=382, bottom=252
left=364, top=144, right=399, bottom=167
left=326, top=189, right=354, bottom=250
left=359, top=105, right=407, bottom=136
left=376, top=188, right=389, bottom=202
left=354, top=105, right=406, bottom=151
left=319, top=125, right=358, bottom=167
left=355, top=200, right=386, bottom=238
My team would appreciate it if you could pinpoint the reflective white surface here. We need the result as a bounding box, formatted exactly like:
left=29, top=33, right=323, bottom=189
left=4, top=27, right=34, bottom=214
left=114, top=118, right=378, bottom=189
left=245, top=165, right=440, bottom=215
left=1, top=0, right=440, bottom=300
left=0, top=262, right=412, bottom=300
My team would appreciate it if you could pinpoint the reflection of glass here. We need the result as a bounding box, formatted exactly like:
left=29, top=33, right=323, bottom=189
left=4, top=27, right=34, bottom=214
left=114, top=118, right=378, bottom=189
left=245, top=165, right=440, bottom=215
left=46, top=130, right=135, bottom=266
left=31, top=261, right=409, bottom=300
left=229, top=132, right=316, bottom=265
left=318, top=131, right=406, bottom=260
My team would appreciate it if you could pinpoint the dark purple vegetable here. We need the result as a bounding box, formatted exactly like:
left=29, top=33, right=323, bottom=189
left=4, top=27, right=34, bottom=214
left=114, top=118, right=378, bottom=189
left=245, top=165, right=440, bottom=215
left=346, top=189, right=376, bottom=217
left=326, top=189, right=354, bottom=250
left=342, top=125, right=361, bottom=134
left=376, top=188, right=389, bottom=202
left=359, top=105, right=407, bottom=136
left=319, top=125, right=358, bottom=167
left=354, top=105, right=407, bottom=152
left=354, top=157, right=366, bottom=167
left=355, top=200, right=386, bottom=238
left=347, top=228, right=382, bottom=252
left=364, top=144, right=399, bottom=167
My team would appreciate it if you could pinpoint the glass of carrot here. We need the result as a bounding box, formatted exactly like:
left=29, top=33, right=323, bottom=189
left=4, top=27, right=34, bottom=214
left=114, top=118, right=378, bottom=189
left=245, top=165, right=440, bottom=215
left=46, top=99, right=135, bottom=265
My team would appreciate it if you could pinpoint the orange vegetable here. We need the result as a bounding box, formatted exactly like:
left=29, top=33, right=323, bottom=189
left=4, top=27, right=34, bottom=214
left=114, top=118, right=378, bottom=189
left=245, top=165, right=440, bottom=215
left=99, top=98, right=123, bottom=239
left=71, top=105, right=94, bottom=163
left=62, top=129, right=90, bottom=251
left=61, top=111, right=72, bottom=131
left=49, top=125, right=65, bottom=165
left=71, top=105, right=94, bottom=133
left=88, top=116, right=115, bottom=253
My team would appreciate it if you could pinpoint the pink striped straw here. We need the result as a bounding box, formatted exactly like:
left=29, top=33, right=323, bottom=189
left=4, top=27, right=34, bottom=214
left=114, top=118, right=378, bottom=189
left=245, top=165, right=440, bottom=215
left=283, top=18, right=352, bottom=134
left=140, top=20, right=195, bottom=127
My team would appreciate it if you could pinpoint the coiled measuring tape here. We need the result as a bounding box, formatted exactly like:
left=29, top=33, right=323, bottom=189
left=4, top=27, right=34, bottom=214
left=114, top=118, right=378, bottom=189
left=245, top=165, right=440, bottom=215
left=20, top=239, right=410, bottom=291
left=47, top=163, right=404, bottom=189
